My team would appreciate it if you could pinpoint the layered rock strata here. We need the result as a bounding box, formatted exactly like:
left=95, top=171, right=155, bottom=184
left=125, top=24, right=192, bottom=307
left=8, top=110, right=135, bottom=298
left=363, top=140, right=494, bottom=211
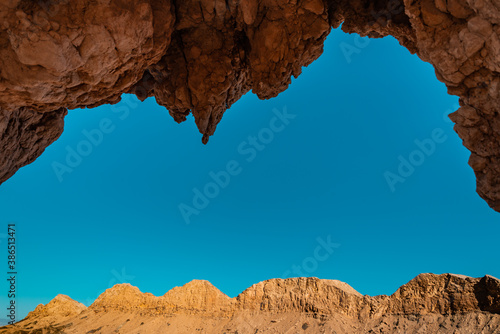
left=2, top=274, right=499, bottom=333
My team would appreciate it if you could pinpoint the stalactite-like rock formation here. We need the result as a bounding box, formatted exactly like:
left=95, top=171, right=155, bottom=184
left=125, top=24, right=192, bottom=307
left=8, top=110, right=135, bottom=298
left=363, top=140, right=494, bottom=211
left=0, top=0, right=498, bottom=210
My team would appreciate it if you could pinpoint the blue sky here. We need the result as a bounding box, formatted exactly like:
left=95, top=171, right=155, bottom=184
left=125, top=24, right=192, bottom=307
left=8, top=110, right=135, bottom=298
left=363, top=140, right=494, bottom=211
left=1, top=28, right=499, bottom=319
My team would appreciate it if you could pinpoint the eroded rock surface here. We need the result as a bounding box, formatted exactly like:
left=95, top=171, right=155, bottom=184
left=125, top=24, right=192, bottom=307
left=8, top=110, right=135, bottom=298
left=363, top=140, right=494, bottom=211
left=2, top=274, right=500, bottom=333
left=21, top=294, right=87, bottom=328
left=0, top=107, right=66, bottom=182
left=0, top=0, right=498, bottom=211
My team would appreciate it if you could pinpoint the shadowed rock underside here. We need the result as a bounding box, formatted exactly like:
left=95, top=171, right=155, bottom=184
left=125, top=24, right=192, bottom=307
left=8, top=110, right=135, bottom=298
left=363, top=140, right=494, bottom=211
left=0, top=0, right=499, bottom=210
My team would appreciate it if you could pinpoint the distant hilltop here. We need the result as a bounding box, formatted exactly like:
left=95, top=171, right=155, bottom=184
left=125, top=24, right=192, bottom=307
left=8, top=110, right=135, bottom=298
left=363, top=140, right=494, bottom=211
left=1, top=273, right=500, bottom=333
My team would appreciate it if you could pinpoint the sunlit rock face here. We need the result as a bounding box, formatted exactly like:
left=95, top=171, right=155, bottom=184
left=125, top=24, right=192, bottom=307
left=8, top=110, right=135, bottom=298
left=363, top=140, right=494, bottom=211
left=0, top=0, right=498, bottom=211
left=3, top=274, right=500, bottom=333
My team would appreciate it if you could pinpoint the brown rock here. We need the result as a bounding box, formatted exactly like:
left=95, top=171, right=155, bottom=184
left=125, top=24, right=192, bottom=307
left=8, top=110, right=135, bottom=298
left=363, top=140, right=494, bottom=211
left=18, top=294, right=86, bottom=328
left=2, top=274, right=500, bottom=333
left=237, top=277, right=363, bottom=316
left=0, top=0, right=499, bottom=213
left=162, top=280, right=235, bottom=316
left=28, top=294, right=86, bottom=318
left=0, top=107, right=66, bottom=183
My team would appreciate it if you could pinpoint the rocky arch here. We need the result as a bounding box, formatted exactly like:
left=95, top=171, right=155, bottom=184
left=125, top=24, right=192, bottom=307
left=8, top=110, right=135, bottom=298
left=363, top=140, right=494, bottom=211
left=0, top=0, right=498, bottom=210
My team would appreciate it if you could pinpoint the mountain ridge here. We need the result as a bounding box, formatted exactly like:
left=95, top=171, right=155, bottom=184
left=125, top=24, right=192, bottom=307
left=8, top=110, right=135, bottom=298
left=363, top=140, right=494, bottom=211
left=2, top=273, right=499, bottom=333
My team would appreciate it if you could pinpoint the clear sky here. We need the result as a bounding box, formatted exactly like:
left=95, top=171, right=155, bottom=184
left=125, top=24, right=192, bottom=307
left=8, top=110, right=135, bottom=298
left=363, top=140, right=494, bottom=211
left=1, top=28, right=499, bottom=319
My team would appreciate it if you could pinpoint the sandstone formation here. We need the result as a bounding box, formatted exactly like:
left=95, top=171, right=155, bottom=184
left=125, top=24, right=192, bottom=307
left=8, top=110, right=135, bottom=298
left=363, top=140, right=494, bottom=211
left=18, top=294, right=87, bottom=329
left=0, top=107, right=66, bottom=182
left=0, top=0, right=499, bottom=210
left=1, top=274, right=499, bottom=333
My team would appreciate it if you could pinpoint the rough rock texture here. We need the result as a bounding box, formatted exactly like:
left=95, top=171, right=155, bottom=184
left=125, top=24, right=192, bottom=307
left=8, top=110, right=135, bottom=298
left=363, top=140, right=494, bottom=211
left=89, top=280, right=236, bottom=317
left=161, top=280, right=235, bottom=316
left=20, top=294, right=87, bottom=328
left=0, top=0, right=174, bottom=111
left=1, top=274, right=500, bottom=333
left=236, top=278, right=364, bottom=317
left=336, top=0, right=500, bottom=211
left=0, top=0, right=499, bottom=211
left=28, top=294, right=86, bottom=318
left=0, top=107, right=66, bottom=182
left=130, top=0, right=330, bottom=143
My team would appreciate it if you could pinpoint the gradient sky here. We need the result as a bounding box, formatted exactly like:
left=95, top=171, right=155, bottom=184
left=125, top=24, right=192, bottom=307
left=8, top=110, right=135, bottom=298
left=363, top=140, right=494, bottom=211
left=1, top=28, right=499, bottom=319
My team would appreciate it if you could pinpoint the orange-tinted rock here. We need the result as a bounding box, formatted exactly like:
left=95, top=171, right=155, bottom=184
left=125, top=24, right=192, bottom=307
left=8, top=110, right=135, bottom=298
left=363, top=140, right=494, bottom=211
left=0, top=0, right=499, bottom=212
left=2, top=274, right=500, bottom=333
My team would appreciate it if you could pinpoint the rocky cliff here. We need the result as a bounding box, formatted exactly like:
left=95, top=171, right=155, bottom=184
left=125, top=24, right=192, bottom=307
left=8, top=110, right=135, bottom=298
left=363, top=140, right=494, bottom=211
left=0, top=0, right=499, bottom=210
left=1, top=274, right=499, bottom=333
